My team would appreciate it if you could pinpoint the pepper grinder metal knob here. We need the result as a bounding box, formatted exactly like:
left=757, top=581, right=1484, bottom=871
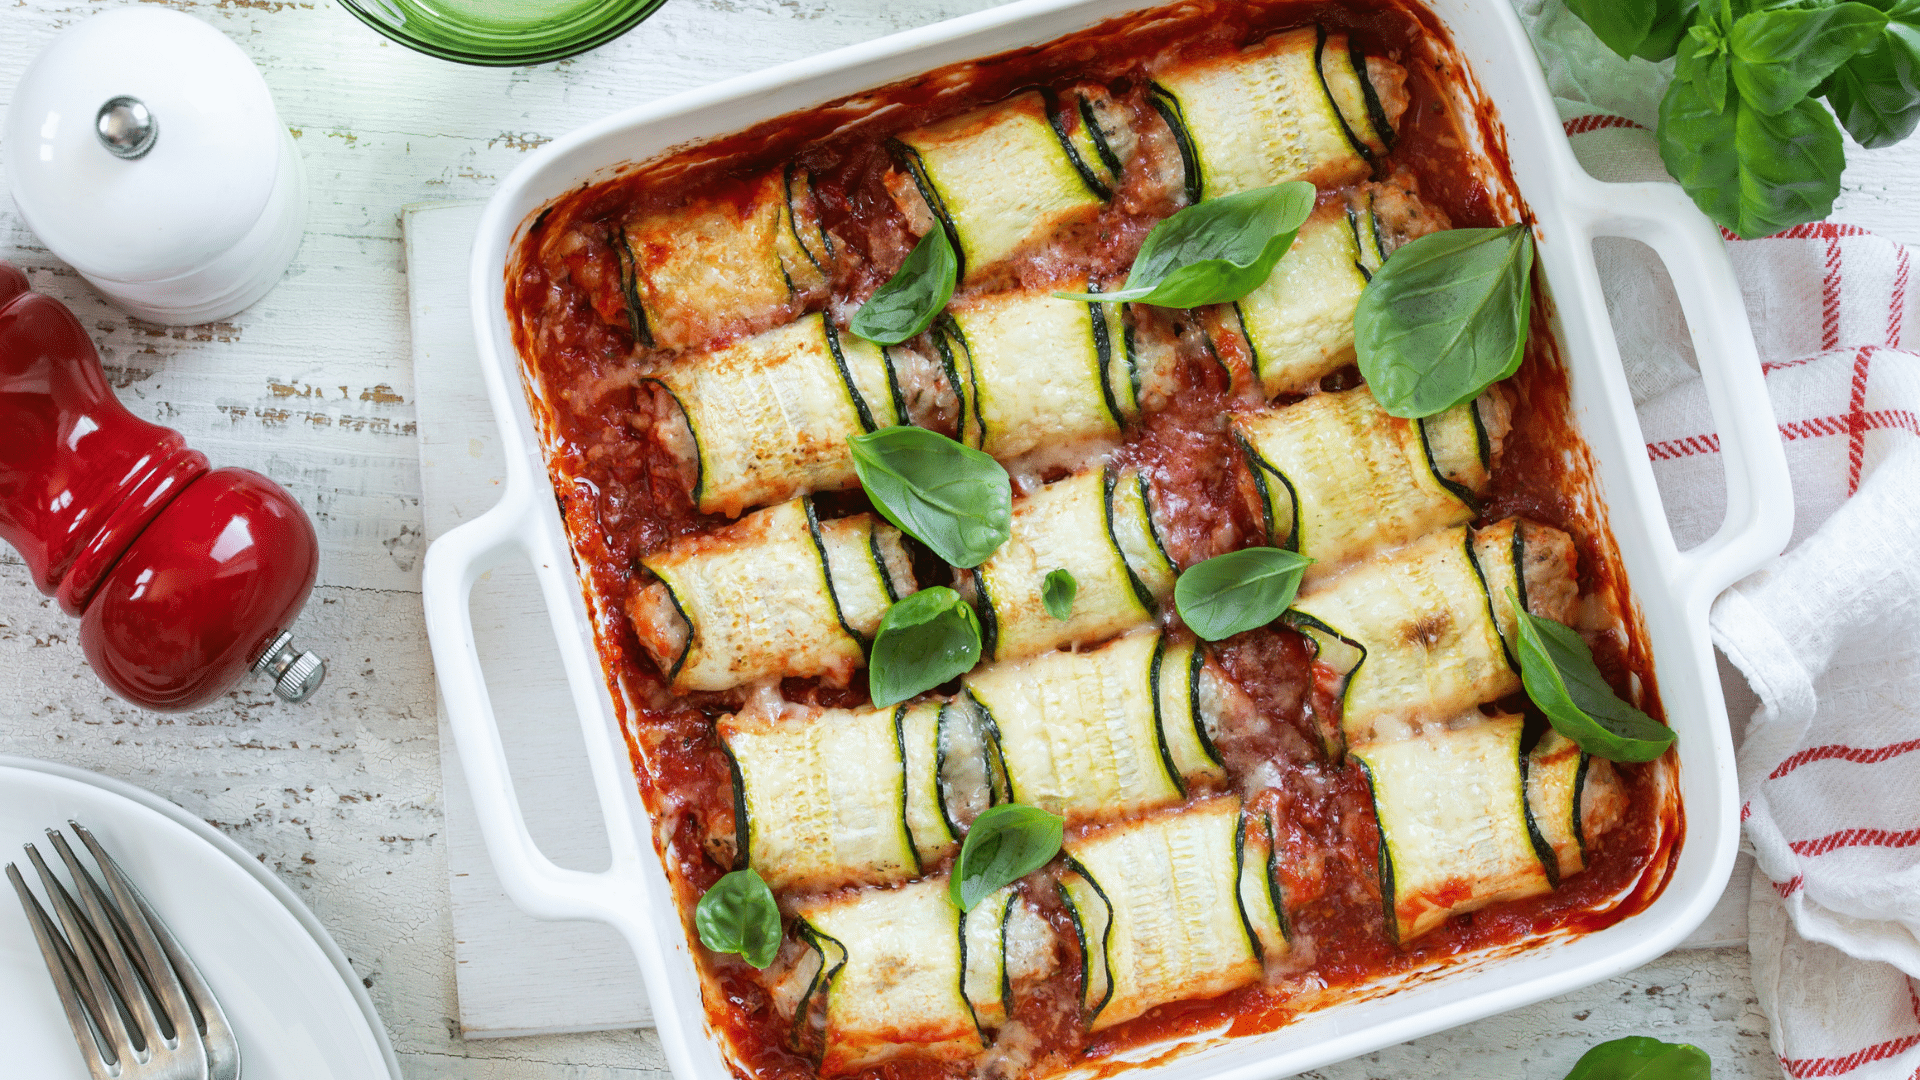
left=94, top=96, right=158, bottom=160
left=253, top=631, right=327, bottom=704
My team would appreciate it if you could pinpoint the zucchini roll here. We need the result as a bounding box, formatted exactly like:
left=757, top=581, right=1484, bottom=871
left=1149, top=27, right=1407, bottom=202
left=1057, top=795, right=1286, bottom=1030
left=1286, top=519, right=1577, bottom=749
left=719, top=700, right=973, bottom=890
left=959, top=631, right=1227, bottom=822
left=1235, top=385, right=1509, bottom=573
left=610, top=165, right=833, bottom=352
left=793, top=877, right=1013, bottom=1073
left=964, top=466, right=1174, bottom=662
left=888, top=87, right=1130, bottom=281
left=1208, top=201, right=1384, bottom=397
left=645, top=312, right=908, bottom=516
left=936, top=289, right=1175, bottom=462
left=630, top=498, right=916, bottom=692
left=1351, top=714, right=1554, bottom=943
left=1526, top=729, right=1628, bottom=879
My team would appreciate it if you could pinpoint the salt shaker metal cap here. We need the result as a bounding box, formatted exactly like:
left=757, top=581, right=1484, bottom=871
left=4, top=8, right=307, bottom=325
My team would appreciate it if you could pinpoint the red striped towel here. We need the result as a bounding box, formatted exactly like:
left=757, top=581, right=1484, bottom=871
left=1560, top=105, right=1920, bottom=1080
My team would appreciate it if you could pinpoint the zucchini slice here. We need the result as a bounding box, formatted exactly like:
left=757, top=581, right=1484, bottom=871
left=970, top=467, right=1153, bottom=663
left=937, top=698, right=1003, bottom=836
left=719, top=703, right=922, bottom=890
left=796, top=878, right=985, bottom=1073
left=1526, top=729, right=1627, bottom=880
left=1351, top=714, right=1554, bottom=944
left=612, top=165, right=832, bottom=353
left=1050, top=87, right=1133, bottom=201
left=1108, top=465, right=1178, bottom=602
left=1236, top=808, right=1290, bottom=958
left=811, top=506, right=916, bottom=646
left=900, top=701, right=961, bottom=866
left=962, top=631, right=1183, bottom=821
left=938, top=289, right=1129, bottom=462
left=1234, top=386, right=1490, bottom=572
left=1285, top=524, right=1514, bottom=748
left=1148, top=27, right=1390, bottom=201
left=1156, top=637, right=1228, bottom=786
left=1059, top=796, right=1265, bottom=1030
left=1472, top=517, right=1582, bottom=669
left=1317, top=29, right=1395, bottom=160
left=650, top=313, right=902, bottom=516
left=962, top=885, right=1017, bottom=1030
left=1224, top=202, right=1376, bottom=398
left=1057, top=865, right=1114, bottom=1020
left=890, top=90, right=1114, bottom=282
left=633, top=500, right=916, bottom=691
left=1525, top=728, right=1589, bottom=881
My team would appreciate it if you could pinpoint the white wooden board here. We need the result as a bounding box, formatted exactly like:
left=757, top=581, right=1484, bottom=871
left=407, top=200, right=652, bottom=1037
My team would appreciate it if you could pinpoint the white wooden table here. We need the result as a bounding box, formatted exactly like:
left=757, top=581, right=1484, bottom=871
left=2, top=2, right=1916, bottom=1077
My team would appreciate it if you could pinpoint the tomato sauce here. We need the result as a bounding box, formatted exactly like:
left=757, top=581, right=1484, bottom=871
left=502, top=1, right=1680, bottom=1077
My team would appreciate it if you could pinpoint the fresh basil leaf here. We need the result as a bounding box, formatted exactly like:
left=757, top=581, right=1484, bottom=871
left=695, top=868, right=782, bottom=969
left=1566, top=0, right=1699, bottom=61
left=1054, top=182, right=1317, bottom=308
left=1509, top=592, right=1675, bottom=763
left=1730, top=3, right=1888, bottom=115
left=852, top=228, right=957, bottom=345
left=1174, top=548, right=1314, bottom=642
left=1676, top=25, right=1732, bottom=110
left=948, top=804, right=1064, bottom=912
left=1042, top=568, right=1077, bottom=621
left=849, top=427, right=1012, bottom=568
left=868, top=587, right=983, bottom=707
left=1821, top=18, right=1920, bottom=147
left=1563, top=1037, right=1713, bottom=1080
left=1659, top=74, right=1845, bottom=238
left=1352, top=224, right=1534, bottom=420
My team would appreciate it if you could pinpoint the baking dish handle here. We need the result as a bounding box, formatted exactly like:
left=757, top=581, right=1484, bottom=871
left=1567, top=178, right=1793, bottom=612
left=421, top=487, right=649, bottom=925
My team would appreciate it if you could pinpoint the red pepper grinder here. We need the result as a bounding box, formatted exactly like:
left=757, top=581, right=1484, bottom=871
left=0, top=262, right=325, bottom=711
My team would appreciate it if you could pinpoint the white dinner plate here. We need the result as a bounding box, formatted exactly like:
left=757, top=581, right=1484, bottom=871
left=0, top=755, right=401, bottom=1079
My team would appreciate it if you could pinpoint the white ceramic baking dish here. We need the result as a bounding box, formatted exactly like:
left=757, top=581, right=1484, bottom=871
left=421, top=1, right=1793, bottom=1075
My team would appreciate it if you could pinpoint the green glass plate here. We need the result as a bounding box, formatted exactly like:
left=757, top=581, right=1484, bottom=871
left=336, top=0, right=668, bottom=66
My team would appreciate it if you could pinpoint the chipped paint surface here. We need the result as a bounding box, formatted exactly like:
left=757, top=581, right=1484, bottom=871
left=1, top=0, right=1916, bottom=1075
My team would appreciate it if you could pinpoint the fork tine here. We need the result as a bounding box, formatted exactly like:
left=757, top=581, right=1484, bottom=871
left=48, top=827, right=173, bottom=1048
left=26, top=842, right=136, bottom=1059
left=9, top=862, right=115, bottom=1080
left=77, top=822, right=240, bottom=1080
left=68, top=824, right=209, bottom=1072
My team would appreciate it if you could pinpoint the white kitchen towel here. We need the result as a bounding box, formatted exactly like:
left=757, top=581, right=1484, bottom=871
left=1512, top=3, right=1920, bottom=1079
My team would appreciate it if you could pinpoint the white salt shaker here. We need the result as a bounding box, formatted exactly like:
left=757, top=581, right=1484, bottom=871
left=4, top=8, right=306, bottom=325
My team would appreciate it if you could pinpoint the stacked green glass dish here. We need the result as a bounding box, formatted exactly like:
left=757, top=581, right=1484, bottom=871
left=335, top=0, right=667, bottom=66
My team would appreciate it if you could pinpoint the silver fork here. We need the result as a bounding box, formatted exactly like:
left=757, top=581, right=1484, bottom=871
left=7, top=823, right=239, bottom=1080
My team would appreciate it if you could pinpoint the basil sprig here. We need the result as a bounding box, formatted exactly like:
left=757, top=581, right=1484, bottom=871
left=851, top=228, right=958, bottom=345
left=1568, top=0, right=1920, bottom=238
left=1353, top=224, right=1535, bottom=420
left=1054, top=182, right=1317, bottom=308
left=694, top=868, right=781, bottom=969
left=1564, top=0, right=1698, bottom=62
left=1509, top=592, right=1676, bottom=763
left=1173, top=548, right=1314, bottom=642
left=1562, top=1037, right=1711, bottom=1080
left=949, top=803, right=1064, bottom=912
left=1042, top=568, right=1077, bottom=621
left=1822, top=8, right=1920, bottom=148
left=849, top=427, right=1012, bottom=568
left=869, top=587, right=983, bottom=707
